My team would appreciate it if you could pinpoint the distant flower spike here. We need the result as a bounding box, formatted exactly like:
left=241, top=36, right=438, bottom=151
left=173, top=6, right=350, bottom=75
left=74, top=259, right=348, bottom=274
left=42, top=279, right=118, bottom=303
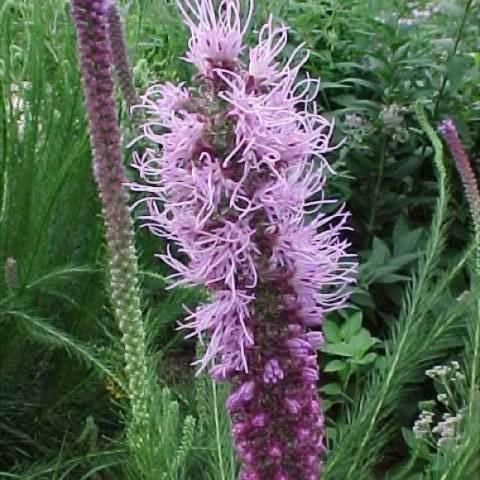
left=70, top=0, right=148, bottom=428
left=130, top=0, right=356, bottom=477
left=107, top=0, right=139, bottom=111
left=439, top=119, right=480, bottom=274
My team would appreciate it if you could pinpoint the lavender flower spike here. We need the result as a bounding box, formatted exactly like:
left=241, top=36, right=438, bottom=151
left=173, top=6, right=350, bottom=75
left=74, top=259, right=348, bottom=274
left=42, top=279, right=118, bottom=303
left=71, top=0, right=148, bottom=426
left=439, top=119, right=480, bottom=273
left=107, top=0, right=139, bottom=111
left=130, top=0, right=356, bottom=477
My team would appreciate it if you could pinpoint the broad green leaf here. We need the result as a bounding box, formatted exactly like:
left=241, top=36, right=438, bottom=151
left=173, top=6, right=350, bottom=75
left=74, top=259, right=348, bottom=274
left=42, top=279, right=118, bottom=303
left=349, top=352, right=377, bottom=365
left=324, top=360, right=347, bottom=372
left=393, top=228, right=423, bottom=257
left=447, top=55, right=472, bottom=93
left=326, top=426, right=337, bottom=441
left=320, top=383, right=342, bottom=395
left=323, top=319, right=341, bottom=343
left=340, top=311, right=363, bottom=340
left=401, top=427, right=417, bottom=451
left=369, top=237, right=390, bottom=266
left=377, top=272, right=412, bottom=283
left=349, top=329, right=380, bottom=357
left=321, top=342, right=355, bottom=357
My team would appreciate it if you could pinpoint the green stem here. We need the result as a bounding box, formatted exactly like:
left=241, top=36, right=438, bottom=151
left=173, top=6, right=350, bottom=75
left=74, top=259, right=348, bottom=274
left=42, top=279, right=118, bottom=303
left=470, top=298, right=480, bottom=409
left=432, top=0, right=474, bottom=119
left=212, top=378, right=227, bottom=480
left=366, top=134, right=386, bottom=243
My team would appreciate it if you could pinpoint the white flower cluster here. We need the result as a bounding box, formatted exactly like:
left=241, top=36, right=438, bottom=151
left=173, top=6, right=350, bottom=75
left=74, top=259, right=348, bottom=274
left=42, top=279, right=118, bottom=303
left=413, top=410, right=434, bottom=439
left=380, top=104, right=405, bottom=128
left=399, top=1, right=442, bottom=25
left=425, top=361, right=466, bottom=382
left=380, top=104, right=409, bottom=143
left=343, top=113, right=364, bottom=130
left=432, top=410, right=465, bottom=447
left=412, top=361, right=467, bottom=447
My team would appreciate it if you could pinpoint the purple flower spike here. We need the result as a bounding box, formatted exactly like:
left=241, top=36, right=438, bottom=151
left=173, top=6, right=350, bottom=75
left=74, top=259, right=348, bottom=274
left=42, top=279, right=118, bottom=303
left=107, top=1, right=139, bottom=111
left=439, top=118, right=480, bottom=274
left=130, top=0, right=356, bottom=476
left=439, top=119, right=480, bottom=225
left=71, top=0, right=148, bottom=426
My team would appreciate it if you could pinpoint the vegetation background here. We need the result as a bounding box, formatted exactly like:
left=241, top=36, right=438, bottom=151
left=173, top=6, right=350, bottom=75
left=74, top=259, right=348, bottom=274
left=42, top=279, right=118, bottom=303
left=0, top=0, right=479, bottom=478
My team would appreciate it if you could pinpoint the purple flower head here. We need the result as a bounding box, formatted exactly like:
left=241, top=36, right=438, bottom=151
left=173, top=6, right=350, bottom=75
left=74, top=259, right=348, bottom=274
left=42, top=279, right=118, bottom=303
left=129, top=0, right=357, bottom=476
left=248, top=16, right=288, bottom=85
left=438, top=119, right=480, bottom=222
left=177, top=0, right=254, bottom=76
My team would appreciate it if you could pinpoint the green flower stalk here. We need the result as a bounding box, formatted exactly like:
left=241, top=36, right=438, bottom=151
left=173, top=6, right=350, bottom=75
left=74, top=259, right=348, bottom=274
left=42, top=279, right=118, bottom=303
left=70, top=0, right=148, bottom=426
left=107, top=0, right=139, bottom=111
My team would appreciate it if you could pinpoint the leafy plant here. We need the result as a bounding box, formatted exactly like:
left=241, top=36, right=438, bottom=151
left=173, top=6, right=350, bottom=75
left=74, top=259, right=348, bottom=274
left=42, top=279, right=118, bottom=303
left=321, top=310, right=381, bottom=413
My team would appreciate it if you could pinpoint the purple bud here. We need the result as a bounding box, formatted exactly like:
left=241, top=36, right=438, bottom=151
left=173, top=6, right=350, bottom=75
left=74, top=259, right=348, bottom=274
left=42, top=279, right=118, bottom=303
left=268, top=443, right=282, bottom=460
left=285, top=398, right=302, bottom=415
left=305, top=331, right=325, bottom=348
left=302, top=367, right=319, bottom=382
left=227, top=380, right=255, bottom=411
left=296, top=427, right=311, bottom=441
left=251, top=412, right=268, bottom=428
left=240, top=470, right=261, bottom=480
left=303, top=454, right=318, bottom=467
left=232, top=421, right=249, bottom=436
left=263, top=358, right=284, bottom=384
left=309, top=400, right=321, bottom=414
left=286, top=338, right=312, bottom=358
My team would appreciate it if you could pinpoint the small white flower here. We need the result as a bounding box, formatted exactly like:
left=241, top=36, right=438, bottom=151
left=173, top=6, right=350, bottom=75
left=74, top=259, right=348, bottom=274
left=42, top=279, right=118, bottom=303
left=437, top=393, right=448, bottom=404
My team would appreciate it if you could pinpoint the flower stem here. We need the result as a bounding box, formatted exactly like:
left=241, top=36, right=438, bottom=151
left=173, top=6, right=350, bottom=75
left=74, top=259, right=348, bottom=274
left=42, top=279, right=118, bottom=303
left=70, top=0, right=148, bottom=428
left=432, top=0, right=474, bottom=119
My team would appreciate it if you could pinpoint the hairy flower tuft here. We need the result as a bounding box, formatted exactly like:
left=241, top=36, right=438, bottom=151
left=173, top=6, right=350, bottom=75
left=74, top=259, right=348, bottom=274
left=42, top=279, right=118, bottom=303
left=177, top=0, right=253, bottom=76
left=130, top=0, right=356, bottom=477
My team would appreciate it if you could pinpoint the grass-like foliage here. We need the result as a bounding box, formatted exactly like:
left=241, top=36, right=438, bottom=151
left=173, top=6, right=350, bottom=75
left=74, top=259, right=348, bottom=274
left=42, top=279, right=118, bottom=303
left=324, top=105, right=461, bottom=479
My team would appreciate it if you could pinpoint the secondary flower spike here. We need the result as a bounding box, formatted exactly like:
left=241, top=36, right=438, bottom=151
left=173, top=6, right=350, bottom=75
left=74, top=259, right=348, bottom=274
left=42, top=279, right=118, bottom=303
left=439, top=119, right=480, bottom=274
left=107, top=0, right=139, bottom=111
left=130, top=0, right=356, bottom=477
left=70, top=0, right=148, bottom=428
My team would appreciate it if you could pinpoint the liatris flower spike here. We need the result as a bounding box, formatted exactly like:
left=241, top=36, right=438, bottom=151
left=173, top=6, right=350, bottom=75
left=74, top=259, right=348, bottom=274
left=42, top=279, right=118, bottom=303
left=130, top=0, right=357, bottom=478
left=439, top=119, right=480, bottom=274
left=70, top=0, right=148, bottom=428
left=107, top=0, right=139, bottom=112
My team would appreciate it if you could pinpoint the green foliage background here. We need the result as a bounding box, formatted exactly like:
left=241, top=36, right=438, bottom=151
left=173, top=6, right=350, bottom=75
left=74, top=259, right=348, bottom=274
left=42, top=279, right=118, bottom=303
left=0, top=0, right=478, bottom=478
